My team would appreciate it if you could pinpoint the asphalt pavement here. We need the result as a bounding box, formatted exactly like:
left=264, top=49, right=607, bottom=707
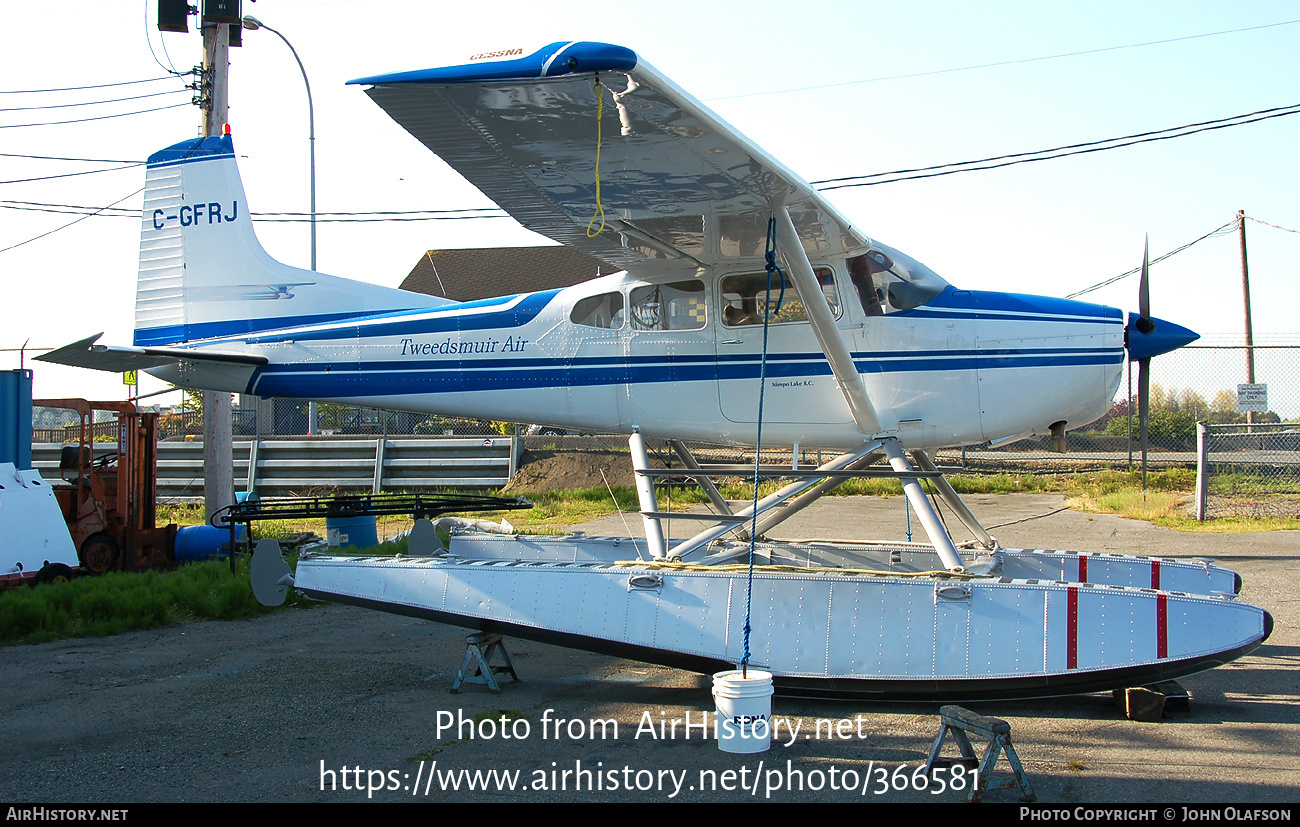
left=2, top=494, right=1296, bottom=804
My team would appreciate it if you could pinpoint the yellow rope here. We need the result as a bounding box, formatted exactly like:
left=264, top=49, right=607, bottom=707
left=586, top=76, right=606, bottom=237
left=611, top=559, right=990, bottom=580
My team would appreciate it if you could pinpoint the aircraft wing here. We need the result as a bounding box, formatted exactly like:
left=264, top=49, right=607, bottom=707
left=351, top=42, right=869, bottom=277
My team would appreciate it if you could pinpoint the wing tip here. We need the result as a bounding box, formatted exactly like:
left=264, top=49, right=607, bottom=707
left=347, top=41, right=638, bottom=86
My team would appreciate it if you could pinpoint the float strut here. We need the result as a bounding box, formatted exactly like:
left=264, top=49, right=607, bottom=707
left=910, top=449, right=997, bottom=550
left=630, top=430, right=668, bottom=559
left=882, top=440, right=964, bottom=571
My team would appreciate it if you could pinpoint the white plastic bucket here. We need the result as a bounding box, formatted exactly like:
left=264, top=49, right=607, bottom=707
left=711, top=669, right=773, bottom=754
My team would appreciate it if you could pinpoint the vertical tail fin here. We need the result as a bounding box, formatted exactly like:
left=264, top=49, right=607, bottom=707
left=135, top=134, right=442, bottom=347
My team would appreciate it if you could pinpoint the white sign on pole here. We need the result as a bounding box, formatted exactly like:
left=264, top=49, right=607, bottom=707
left=1237, top=383, right=1268, bottom=413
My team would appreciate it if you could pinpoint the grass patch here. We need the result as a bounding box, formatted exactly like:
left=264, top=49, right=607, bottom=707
left=160, top=466, right=1287, bottom=559
left=0, top=555, right=313, bottom=645
left=474, top=708, right=528, bottom=724
left=499, top=467, right=1290, bottom=533
left=1069, top=488, right=1300, bottom=532
left=407, top=743, right=455, bottom=762
left=159, top=501, right=206, bottom=526
left=406, top=710, right=528, bottom=762
left=491, top=469, right=1211, bottom=529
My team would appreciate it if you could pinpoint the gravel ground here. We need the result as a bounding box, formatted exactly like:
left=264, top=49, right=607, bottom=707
left=2, top=494, right=1296, bottom=804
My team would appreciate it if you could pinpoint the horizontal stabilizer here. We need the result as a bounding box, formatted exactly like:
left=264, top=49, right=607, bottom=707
left=37, top=333, right=269, bottom=374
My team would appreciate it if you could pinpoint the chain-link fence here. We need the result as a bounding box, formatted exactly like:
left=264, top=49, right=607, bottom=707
left=232, top=403, right=507, bottom=438
left=918, top=337, right=1299, bottom=474
left=1197, top=422, right=1300, bottom=519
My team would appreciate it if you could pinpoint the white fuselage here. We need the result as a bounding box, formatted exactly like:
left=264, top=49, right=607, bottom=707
left=153, top=266, right=1125, bottom=452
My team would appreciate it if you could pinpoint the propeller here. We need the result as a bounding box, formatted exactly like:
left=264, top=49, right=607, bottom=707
left=1137, top=237, right=1151, bottom=502
left=1124, top=236, right=1199, bottom=504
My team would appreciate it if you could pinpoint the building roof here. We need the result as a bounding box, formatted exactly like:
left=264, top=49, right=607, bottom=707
left=399, top=246, right=620, bottom=302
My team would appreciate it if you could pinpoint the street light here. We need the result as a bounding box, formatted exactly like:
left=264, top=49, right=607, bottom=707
left=242, top=15, right=316, bottom=272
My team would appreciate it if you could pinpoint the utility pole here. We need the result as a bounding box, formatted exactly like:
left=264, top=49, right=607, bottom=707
left=1238, top=209, right=1256, bottom=427
left=200, top=10, right=234, bottom=525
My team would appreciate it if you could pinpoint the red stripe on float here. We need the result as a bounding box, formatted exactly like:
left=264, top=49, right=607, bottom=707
left=1157, top=593, right=1168, bottom=659
left=1067, top=586, right=1079, bottom=670
left=1078, top=554, right=1088, bottom=583
left=1151, top=559, right=1161, bottom=590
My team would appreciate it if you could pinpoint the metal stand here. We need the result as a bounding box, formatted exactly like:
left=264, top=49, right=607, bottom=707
left=924, top=705, right=1035, bottom=803
left=451, top=632, right=519, bottom=694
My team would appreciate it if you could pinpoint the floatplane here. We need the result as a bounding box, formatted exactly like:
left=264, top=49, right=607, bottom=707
left=41, top=42, right=1270, bottom=700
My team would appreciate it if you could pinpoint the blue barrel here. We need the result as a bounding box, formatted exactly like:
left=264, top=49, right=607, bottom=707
left=325, top=515, right=379, bottom=550
left=1, top=369, right=32, bottom=469
left=174, top=525, right=248, bottom=562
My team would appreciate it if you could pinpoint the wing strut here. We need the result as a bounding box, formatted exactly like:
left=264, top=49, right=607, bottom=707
left=772, top=208, right=881, bottom=435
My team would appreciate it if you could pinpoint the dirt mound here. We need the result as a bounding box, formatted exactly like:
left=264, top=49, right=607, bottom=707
left=504, top=450, right=666, bottom=493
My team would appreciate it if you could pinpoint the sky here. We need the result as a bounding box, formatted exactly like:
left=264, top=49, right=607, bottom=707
left=3, top=0, right=1299, bottom=407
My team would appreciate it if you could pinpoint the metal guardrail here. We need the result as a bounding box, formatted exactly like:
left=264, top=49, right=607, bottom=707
left=31, top=436, right=521, bottom=500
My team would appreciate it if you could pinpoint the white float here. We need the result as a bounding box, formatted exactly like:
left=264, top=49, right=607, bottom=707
left=0, top=462, right=78, bottom=585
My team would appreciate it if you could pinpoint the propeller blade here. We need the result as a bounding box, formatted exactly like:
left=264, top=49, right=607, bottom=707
left=1137, top=235, right=1155, bottom=335
left=1139, top=356, right=1150, bottom=502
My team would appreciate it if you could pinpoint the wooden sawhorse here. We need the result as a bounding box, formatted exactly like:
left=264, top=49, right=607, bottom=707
left=923, top=705, right=1036, bottom=803
left=451, top=632, right=519, bottom=694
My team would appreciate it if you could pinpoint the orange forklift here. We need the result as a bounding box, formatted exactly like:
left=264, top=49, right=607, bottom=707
left=35, top=399, right=177, bottom=574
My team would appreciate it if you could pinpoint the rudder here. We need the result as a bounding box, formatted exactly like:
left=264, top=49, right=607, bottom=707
left=135, top=134, right=440, bottom=347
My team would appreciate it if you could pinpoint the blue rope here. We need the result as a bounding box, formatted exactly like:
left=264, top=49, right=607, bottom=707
left=741, top=218, right=786, bottom=677
left=905, top=496, right=912, bottom=543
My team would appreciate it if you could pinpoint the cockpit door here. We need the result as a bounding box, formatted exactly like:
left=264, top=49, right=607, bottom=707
left=715, top=267, right=854, bottom=425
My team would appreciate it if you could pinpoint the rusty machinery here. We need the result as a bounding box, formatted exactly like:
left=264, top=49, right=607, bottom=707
left=35, top=399, right=177, bottom=574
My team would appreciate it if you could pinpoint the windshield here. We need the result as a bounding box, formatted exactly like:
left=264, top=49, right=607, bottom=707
left=846, top=243, right=949, bottom=316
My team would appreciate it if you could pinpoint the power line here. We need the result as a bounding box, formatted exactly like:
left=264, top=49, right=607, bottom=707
left=709, top=18, right=1300, bottom=101
left=0, top=188, right=144, bottom=255
left=143, top=0, right=186, bottom=78
left=0, top=101, right=192, bottom=129
left=0, top=88, right=187, bottom=112
left=0, top=199, right=507, bottom=220
left=0, top=200, right=135, bottom=216
left=1064, top=220, right=1239, bottom=299
left=1246, top=215, right=1300, bottom=235
left=3, top=99, right=1293, bottom=227
left=813, top=103, right=1300, bottom=190
left=0, top=76, right=183, bottom=94
left=814, top=104, right=1300, bottom=187
left=0, top=152, right=143, bottom=163
left=256, top=207, right=505, bottom=217
left=253, top=213, right=513, bottom=224
left=0, top=164, right=143, bottom=185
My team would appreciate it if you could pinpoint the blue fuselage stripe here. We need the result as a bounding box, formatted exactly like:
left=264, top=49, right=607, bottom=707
left=132, top=290, right=558, bottom=348
left=251, top=349, right=1122, bottom=398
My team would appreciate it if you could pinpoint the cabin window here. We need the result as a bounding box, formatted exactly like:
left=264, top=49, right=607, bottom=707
left=629, top=280, right=707, bottom=331
left=846, top=244, right=948, bottom=315
left=570, top=291, right=625, bottom=329
left=719, top=267, right=839, bottom=327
